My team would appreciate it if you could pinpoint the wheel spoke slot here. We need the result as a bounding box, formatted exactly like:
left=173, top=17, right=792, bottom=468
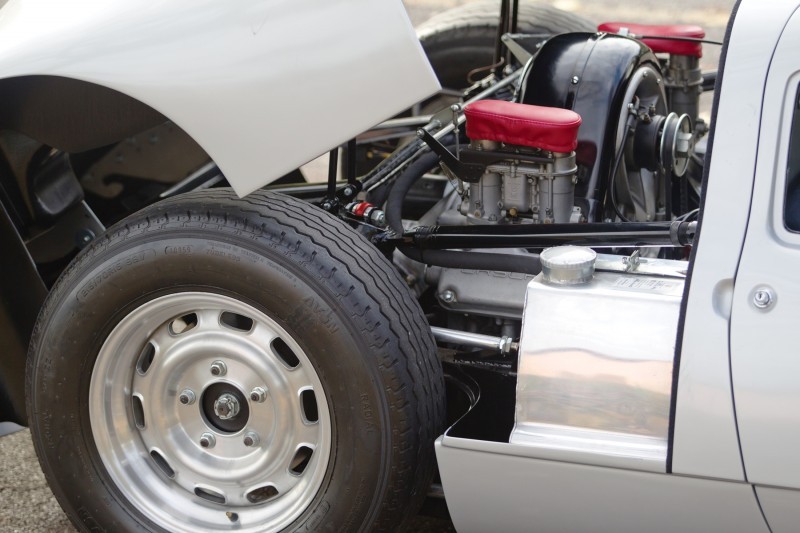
left=289, top=446, right=314, bottom=475
left=194, top=486, right=226, bottom=505
left=131, top=395, right=146, bottom=430
left=149, top=450, right=175, bottom=479
left=136, top=343, right=156, bottom=375
left=272, top=338, right=300, bottom=368
left=246, top=485, right=279, bottom=504
left=170, top=313, right=198, bottom=335
left=300, top=389, right=319, bottom=423
left=220, top=311, right=254, bottom=332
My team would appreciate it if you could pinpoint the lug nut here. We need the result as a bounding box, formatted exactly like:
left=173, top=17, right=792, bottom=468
left=243, top=432, right=260, bottom=447
left=199, top=433, right=216, bottom=449
left=179, top=389, right=196, bottom=405
left=210, top=360, right=227, bottom=376
left=250, top=387, right=268, bottom=403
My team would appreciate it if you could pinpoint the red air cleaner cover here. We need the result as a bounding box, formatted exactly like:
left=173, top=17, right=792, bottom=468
left=464, top=100, right=582, bottom=153
left=598, top=22, right=705, bottom=57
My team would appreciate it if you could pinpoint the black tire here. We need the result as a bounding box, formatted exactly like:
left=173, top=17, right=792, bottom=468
left=418, top=1, right=595, bottom=91
left=26, top=189, right=445, bottom=532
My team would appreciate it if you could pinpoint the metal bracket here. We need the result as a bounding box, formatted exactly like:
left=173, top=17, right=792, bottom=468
left=500, top=33, right=534, bottom=64
left=416, top=128, right=485, bottom=183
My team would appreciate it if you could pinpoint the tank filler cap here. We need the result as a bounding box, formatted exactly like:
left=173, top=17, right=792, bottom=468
left=540, top=246, right=597, bottom=285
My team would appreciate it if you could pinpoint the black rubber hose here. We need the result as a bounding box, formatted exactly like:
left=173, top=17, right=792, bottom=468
left=401, top=247, right=542, bottom=275
left=385, top=142, right=456, bottom=234
left=361, top=138, right=425, bottom=190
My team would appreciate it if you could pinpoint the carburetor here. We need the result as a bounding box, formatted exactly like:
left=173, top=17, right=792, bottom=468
left=456, top=100, right=583, bottom=225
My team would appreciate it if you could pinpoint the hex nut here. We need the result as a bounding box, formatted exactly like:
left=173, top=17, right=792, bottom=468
left=199, top=433, right=216, bottom=449
left=243, top=432, right=260, bottom=447
left=250, top=387, right=268, bottom=403
left=210, top=360, right=227, bottom=376
left=179, top=389, right=196, bottom=405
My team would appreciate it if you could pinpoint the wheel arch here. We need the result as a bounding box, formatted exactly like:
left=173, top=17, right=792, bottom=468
left=0, top=74, right=170, bottom=153
left=0, top=75, right=184, bottom=425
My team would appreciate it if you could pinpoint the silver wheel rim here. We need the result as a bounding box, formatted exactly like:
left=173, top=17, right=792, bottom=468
left=89, top=292, right=331, bottom=532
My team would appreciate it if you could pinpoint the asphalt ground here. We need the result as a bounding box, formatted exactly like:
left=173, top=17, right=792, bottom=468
left=0, top=1, right=735, bottom=531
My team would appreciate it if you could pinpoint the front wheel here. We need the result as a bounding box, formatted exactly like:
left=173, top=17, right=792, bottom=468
left=27, top=190, right=444, bottom=532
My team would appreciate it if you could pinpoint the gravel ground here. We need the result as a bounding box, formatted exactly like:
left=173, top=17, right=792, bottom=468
left=1, top=1, right=735, bottom=531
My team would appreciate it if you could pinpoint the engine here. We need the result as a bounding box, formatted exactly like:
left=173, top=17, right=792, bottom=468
left=415, top=29, right=702, bottom=337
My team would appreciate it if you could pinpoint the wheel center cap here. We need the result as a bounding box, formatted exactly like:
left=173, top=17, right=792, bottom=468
left=213, top=393, right=240, bottom=420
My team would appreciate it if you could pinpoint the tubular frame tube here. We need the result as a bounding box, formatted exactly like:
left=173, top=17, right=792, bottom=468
left=400, top=247, right=542, bottom=275
left=404, top=221, right=696, bottom=249
left=431, top=326, right=505, bottom=351
left=326, top=148, right=339, bottom=199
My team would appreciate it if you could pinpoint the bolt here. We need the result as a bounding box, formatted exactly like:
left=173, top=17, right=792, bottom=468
left=214, top=393, right=240, bottom=420
left=243, top=431, right=260, bottom=447
left=210, top=360, right=227, bottom=376
left=370, top=210, right=387, bottom=227
left=200, top=433, right=216, bottom=448
left=179, top=389, right=196, bottom=405
left=250, top=387, right=268, bottom=403
left=753, top=288, right=775, bottom=309
left=440, top=290, right=456, bottom=304
left=571, top=76, right=580, bottom=84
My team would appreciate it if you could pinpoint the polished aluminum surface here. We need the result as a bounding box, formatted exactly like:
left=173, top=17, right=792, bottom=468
left=89, top=292, right=331, bottom=533
left=540, top=246, right=597, bottom=285
left=511, top=269, right=684, bottom=470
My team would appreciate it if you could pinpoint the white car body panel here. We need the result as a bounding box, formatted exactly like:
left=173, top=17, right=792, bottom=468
left=670, top=0, right=798, bottom=481
left=436, top=438, right=769, bottom=533
left=0, top=0, right=440, bottom=196
left=730, top=4, right=800, bottom=489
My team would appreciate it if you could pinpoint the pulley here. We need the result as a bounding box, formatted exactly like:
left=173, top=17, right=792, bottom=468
left=633, top=112, right=693, bottom=177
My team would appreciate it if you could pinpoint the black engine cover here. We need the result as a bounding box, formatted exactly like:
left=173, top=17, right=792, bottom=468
left=519, top=32, right=659, bottom=219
